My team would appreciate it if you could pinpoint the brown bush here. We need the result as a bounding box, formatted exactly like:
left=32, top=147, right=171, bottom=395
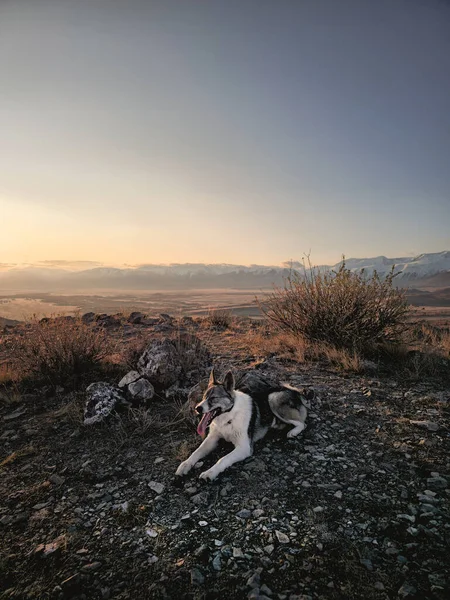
left=261, top=258, right=410, bottom=353
left=11, top=316, right=113, bottom=388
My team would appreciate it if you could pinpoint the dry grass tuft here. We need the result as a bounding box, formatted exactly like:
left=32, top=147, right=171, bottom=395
left=205, top=308, right=234, bottom=329
left=245, top=325, right=307, bottom=362
left=10, top=316, right=114, bottom=389
left=0, top=361, right=18, bottom=386
left=1, top=445, right=36, bottom=469
left=171, top=330, right=212, bottom=375
left=245, top=325, right=366, bottom=373
left=315, top=344, right=365, bottom=373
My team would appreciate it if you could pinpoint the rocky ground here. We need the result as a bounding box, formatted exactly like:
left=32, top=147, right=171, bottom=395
left=0, top=315, right=449, bottom=600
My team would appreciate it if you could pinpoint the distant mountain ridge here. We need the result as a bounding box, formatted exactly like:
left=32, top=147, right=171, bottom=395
left=1, top=252, right=449, bottom=291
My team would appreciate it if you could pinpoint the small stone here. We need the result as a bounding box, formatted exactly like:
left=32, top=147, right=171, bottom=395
left=199, top=520, right=208, bottom=527
left=146, top=528, right=158, bottom=538
left=428, top=573, right=446, bottom=588
left=233, top=547, right=244, bottom=558
left=334, top=490, right=343, bottom=499
left=236, top=509, right=252, bottom=519
left=264, top=544, right=274, bottom=554
left=313, top=506, right=324, bottom=513
left=275, top=530, right=289, bottom=544
left=260, top=584, right=273, bottom=596
left=191, top=493, right=208, bottom=506
left=374, top=582, right=385, bottom=590
left=397, top=582, right=417, bottom=598
left=128, top=378, right=154, bottom=401
left=253, top=508, right=265, bottom=518
left=247, top=570, right=262, bottom=588
left=397, top=514, right=415, bottom=523
left=148, top=481, right=165, bottom=495
left=49, top=474, right=65, bottom=486
left=190, top=568, right=205, bottom=585
left=360, top=558, right=373, bottom=571
left=212, top=554, right=222, bottom=571
left=118, top=371, right=141, bottom=388
left=148, top=555, right=158, bottom=564
left=426, top=476, right=447, bottom=490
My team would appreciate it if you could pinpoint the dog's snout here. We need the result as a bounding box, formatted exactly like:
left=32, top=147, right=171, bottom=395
left=195, top=405, right=204, bottom=415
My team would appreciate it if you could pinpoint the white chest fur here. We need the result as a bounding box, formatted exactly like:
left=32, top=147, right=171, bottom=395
left=210, top=391, right=252, bottom=444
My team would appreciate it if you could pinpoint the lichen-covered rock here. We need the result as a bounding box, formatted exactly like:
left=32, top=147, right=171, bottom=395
left=137, top=339, right=182, bottom=388
left=128, top=378, right=154, bottom=402
left=83, top=382, right=127, bottom=425
left=119, top=370, right=154, bottom=403
left=137, top=334, right=211, bottom=390
left=118, top=371, right=141, bottom=388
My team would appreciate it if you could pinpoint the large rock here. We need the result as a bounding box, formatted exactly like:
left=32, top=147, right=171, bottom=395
left=81, top=312, right=96, bottom=324
left=137, top=339, right=182, bottom=388
left=128, top=378, right=154, bottom=402
left=119, top=371, right=155, bottom=404
left=128, top=312, right=145, bottom=324
left=84, top=382, right=127, bottom=425
left=137, top=334, right=211, bottom=389
left=118, top=370, right=142, bottom=388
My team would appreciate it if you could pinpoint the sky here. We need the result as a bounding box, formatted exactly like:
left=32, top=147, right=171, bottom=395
left=1, top=0, right=449, bottom=268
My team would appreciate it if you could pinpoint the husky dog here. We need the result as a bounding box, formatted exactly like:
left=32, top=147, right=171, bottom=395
left=175, top=369, right=313, bottom=481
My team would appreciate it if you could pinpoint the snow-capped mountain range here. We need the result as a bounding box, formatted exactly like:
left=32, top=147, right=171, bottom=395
left=1, top=252, right=449, bottom=291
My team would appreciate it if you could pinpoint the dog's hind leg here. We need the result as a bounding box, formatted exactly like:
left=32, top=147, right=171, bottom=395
left=269, top=392, right=307, bottom=439
left=175, top=433, right=220, bottom=477
left=286, top=420, right=306, bottom=438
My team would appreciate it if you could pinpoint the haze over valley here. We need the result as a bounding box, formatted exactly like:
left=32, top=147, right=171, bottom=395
left=1, top=252, right=450, bottom=323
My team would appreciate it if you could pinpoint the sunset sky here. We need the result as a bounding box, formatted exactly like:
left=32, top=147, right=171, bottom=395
left=1, top=0, right=449, bottom=267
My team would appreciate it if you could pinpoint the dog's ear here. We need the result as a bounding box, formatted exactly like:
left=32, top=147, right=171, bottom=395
left=222, top=370, right=235, bottom=393
left=208, top=367, right=217, bottom=387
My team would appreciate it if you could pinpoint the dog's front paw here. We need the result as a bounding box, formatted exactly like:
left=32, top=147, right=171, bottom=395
left=199, top=467, right=219, bottom=481
left=175, top=460, right=193, bottom=477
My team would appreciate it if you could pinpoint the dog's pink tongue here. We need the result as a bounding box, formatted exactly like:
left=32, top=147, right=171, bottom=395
left=197, top=413, right=210, bottom=437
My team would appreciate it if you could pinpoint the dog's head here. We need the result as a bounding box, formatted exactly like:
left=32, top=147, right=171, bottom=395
left=195, top=368, right=235, bottom=436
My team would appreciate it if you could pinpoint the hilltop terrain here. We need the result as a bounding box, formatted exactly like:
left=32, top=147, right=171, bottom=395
left=0, top=313, right=449, bottom=600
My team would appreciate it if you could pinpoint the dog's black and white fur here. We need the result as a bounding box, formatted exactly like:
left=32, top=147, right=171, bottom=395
left=175, top=369, right=313, bottom=481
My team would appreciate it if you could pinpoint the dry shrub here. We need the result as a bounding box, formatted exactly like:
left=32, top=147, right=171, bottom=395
left=206, top=308, right=234, bottom=329
left=261, top=258, right=410, bottom=353
left=11, top=316, right=113, bottom=388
